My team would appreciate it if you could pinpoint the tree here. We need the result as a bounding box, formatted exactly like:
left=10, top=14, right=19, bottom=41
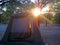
left=43, top=13, right=53, bottom=26
left=0, top=0, right=35, bottom=23
left=54, top=12, right=60, bottom=24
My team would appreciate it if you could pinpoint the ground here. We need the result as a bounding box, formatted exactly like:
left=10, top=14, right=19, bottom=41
left=40, top=24, right=60, bottom=45
left=0, top=24, right=60, bottom=45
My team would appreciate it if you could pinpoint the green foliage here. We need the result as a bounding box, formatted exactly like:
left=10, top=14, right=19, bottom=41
left=49, top=0, right=60, bottom=3
left=58, top=5, right=60, bottom=9
left=44, top=13, right=53, bottom=20
left=1, top=9, right=13, bottom=24
left=0, top=0, right=35, bottom=24
left=54, top=12, right=60, bottom=24
left=41, top=13, right=53, bottom=23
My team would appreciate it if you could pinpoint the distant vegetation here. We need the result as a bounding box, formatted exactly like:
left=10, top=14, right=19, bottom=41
left=1, top=9, right=13, bottom=24
left=0, top=0, right=60, bottom=24
left=54, top=12, right=60, bottom=24
left=0, top=0, right=35, bottom=24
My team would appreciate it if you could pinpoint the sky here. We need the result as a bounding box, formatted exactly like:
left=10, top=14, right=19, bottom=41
left=31, top=0, right=44, bottom=3
left=31, top=0, right=35, bottom=3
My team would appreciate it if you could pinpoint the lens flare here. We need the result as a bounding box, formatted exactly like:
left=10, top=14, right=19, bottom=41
left=33, top=8, right=40, bottom=16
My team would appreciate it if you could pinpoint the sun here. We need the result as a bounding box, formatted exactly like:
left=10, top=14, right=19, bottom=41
left=32, top=5, right=50, bottom=17
left=33, top=8, right=40, bottom=16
